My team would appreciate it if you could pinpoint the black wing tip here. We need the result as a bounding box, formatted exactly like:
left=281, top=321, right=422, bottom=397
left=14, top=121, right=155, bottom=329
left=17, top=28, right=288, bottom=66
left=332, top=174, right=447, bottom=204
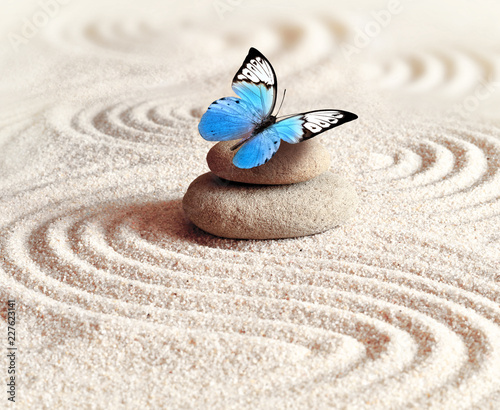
left=343, top=111, right=358, bottom=122
left=247, top=47, right=267, bottom=60
left=322, top=110, right=357, bottom=123
left=307, top=109, right=358, bottom=124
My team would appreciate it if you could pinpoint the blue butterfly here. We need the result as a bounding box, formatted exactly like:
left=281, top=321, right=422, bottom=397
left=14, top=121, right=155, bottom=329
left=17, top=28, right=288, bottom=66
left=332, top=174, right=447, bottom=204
left=199, top=47, right=358, bottom=169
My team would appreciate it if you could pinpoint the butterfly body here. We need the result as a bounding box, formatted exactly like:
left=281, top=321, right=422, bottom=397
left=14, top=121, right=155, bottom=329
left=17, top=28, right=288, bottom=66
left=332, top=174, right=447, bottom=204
left=199, top=48, right=357, bottom=169
left=230, top=114, right=277, bottom=152
left=253, top=115, right=277, bottom=135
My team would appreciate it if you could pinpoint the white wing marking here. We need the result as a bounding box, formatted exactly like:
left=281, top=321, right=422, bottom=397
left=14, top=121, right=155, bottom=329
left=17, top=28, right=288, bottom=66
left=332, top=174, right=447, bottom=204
left=237, top=56, right=274, bottom=85
left=303, top=111, right=345, bottom=133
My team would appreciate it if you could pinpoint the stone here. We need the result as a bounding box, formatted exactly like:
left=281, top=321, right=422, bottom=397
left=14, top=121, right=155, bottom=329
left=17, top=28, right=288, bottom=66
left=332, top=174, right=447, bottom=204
left=206, top=139, right=331, bottom=185
left=182, top=171, right=358, bottom=240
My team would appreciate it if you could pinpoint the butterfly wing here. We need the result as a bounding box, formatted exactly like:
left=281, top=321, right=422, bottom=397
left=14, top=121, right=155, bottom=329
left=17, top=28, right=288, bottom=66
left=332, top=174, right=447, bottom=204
left=198, top=48, right=278, bottom=142
left=232, top=127, right=281, bottom=169
left=231, top=47, right=277, bottom=122
left=271, top=110, right=358, bottom=143
left=231, top=109, right=357, bottom=169
left=198, top=97, right=256, bottom=141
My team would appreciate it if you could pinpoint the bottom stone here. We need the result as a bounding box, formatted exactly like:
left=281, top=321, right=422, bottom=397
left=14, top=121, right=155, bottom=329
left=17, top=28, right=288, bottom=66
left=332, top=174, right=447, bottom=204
left=182, top=171, right=358, bottom=240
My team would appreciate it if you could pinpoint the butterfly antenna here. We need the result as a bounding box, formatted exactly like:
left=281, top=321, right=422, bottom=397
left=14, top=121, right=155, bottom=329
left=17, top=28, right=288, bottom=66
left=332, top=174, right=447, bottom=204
left=275, top=89, right=286, bottom=117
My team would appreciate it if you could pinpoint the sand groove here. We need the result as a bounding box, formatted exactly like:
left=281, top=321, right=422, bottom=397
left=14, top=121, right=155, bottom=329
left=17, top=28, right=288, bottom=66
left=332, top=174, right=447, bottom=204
left=1, top=169, right=499, bottom=407
left=2, top=2, right=500, bottom=407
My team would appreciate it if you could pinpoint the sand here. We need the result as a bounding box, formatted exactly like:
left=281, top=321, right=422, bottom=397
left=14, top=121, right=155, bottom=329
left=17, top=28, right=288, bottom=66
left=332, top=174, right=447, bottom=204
left=1, top=0, right=500, bottom=408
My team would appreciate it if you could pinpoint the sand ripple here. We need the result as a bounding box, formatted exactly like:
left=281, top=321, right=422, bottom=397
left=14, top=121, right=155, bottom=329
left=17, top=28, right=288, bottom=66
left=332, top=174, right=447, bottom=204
left=65, top=97, right=202, bottom=149
left=1, top=160, right=499, bottom=407
left=364, top=50, right=499, bottom=96
left=336, top=122, right=500, bottom=241
left=3, top=3, right=500, bottom=407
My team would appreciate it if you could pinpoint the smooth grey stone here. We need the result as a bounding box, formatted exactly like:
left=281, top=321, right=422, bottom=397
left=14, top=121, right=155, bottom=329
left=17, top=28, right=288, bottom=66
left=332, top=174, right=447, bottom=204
left=206, top=139, right=330, bottom=185
left=182, top=171, right=358, bottom=239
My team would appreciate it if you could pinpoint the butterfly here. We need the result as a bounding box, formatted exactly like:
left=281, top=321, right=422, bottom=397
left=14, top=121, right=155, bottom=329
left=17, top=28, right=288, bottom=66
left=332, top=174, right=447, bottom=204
left=198, top=47, right=358, bottom=169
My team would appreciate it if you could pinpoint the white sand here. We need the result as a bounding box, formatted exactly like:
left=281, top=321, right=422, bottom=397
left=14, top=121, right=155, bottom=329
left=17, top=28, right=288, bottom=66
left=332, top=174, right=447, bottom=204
left=1, top=0, right=500, bottom=408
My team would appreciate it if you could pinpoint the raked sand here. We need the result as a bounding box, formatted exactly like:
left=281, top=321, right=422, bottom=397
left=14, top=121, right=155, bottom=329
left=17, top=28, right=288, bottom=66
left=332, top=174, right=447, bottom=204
left=1, top=0, right=500, bottom=408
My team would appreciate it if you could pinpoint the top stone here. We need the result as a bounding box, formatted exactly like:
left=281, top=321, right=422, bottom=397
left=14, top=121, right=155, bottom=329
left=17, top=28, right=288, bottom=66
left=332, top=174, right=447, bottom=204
left=206, top=139, right=331, bottom=185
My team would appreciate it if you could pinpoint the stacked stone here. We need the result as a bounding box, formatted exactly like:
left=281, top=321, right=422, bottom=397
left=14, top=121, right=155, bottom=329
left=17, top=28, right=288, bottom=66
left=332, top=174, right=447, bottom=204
left=182, top=140, right=358, bottom=239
